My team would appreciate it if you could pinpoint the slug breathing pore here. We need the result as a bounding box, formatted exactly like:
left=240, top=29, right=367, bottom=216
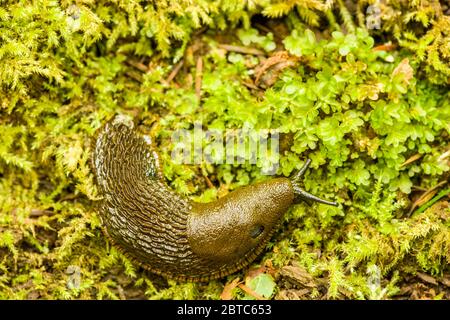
left=93, top=115, right=337, bottom=281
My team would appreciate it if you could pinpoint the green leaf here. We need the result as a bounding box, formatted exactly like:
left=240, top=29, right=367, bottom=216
left=237, top=28, right=276, bottom=52
left=283, top=29, right=316, bottom=57
left=244, top=274, right=276, bottom=299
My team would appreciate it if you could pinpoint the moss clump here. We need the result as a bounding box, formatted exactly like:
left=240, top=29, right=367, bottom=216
left=0, top=1, right=449, bottom=299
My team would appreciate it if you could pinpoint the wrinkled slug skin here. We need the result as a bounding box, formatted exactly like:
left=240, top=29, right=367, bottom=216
left=93, top=115, right=295, bottom=281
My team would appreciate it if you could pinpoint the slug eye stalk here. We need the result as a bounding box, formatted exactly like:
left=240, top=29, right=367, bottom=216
left=290, top=159, right=338, bottom=207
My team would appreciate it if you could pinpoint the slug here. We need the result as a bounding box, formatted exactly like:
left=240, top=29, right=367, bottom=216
left=93, top=115, right=337, bottom=281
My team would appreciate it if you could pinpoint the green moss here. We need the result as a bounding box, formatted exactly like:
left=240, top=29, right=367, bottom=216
left=0, top=0, right=449, bottom=299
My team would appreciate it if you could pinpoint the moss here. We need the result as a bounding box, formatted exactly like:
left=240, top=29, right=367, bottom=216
left=0, top=0, right=449, bottom=299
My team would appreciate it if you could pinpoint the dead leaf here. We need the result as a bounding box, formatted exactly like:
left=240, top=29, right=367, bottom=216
left=264, top=259, right=277, bottom=276
left=246, top=265, right=266, bottom=280
left=400, top=153, right=422, bottom=167
left=373, top=43, right=397, bottom=51
left=27, top=290, right=40, bottom=300
left=220, top=277, right=241, bottom=300
left=254, top=51, right=299, bottom=88
left=280, top=265, right=316, bottom=288
left=244, top=260, right=277, bottom=280
left=418, top=190, right=439, bottom=206
left=276, top=289, right=310, bottom=300
left=392, top=58, right=414, bottom=85
left=338, top=287, right=354, bottom=299
left=409, top=180, right=447, bottom=215
left=440, top=275, right=450, bottom=287
left=416, top=272, right=438, bottom=286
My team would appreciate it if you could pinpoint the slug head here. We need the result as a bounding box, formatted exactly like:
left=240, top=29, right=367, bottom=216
left=188, top=178, right=294, bottom=264
left=188, top=160, right=336, bottom=266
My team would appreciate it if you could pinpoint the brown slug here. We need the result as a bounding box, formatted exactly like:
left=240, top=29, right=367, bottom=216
left=93, top=115, right=337, bottom=281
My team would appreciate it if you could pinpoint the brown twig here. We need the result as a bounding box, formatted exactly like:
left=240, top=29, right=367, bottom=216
left=195, top=56, right=203, bottom=101
left=117, top=285, right=127, bottom=300
left=29, top=209, right=54, bottom=217
left=58, top=193, right=81, bottom=202
left=203, top=174, right=214, bottom=189
left=438, top=149, right=450, bottom=162
left=218, top=44, right=265, bottom=56
left=126, top=60, right=149, bottom=73
left=125, top=71, right=142, bottom=82
left=193, top=26, right=208, bottom=37
left=242, top=81, right=260, bottom=91
left=254, top=23, right=273, bottom=34
left=165, top=59, right=184, bottom=83
left=408, top=180, right=447, bottom=215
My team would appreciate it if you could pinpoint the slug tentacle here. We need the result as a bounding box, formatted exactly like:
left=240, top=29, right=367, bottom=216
left=290, top=159, right=338, bottom=206
left=93, top=114, right=337, bottom=281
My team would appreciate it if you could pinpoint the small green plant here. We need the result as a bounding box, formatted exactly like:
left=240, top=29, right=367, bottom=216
left=0, top=0, right=448, bottom=300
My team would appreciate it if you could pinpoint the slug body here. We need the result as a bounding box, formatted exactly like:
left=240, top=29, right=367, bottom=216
left=93, top=115, right=336, bottom=281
